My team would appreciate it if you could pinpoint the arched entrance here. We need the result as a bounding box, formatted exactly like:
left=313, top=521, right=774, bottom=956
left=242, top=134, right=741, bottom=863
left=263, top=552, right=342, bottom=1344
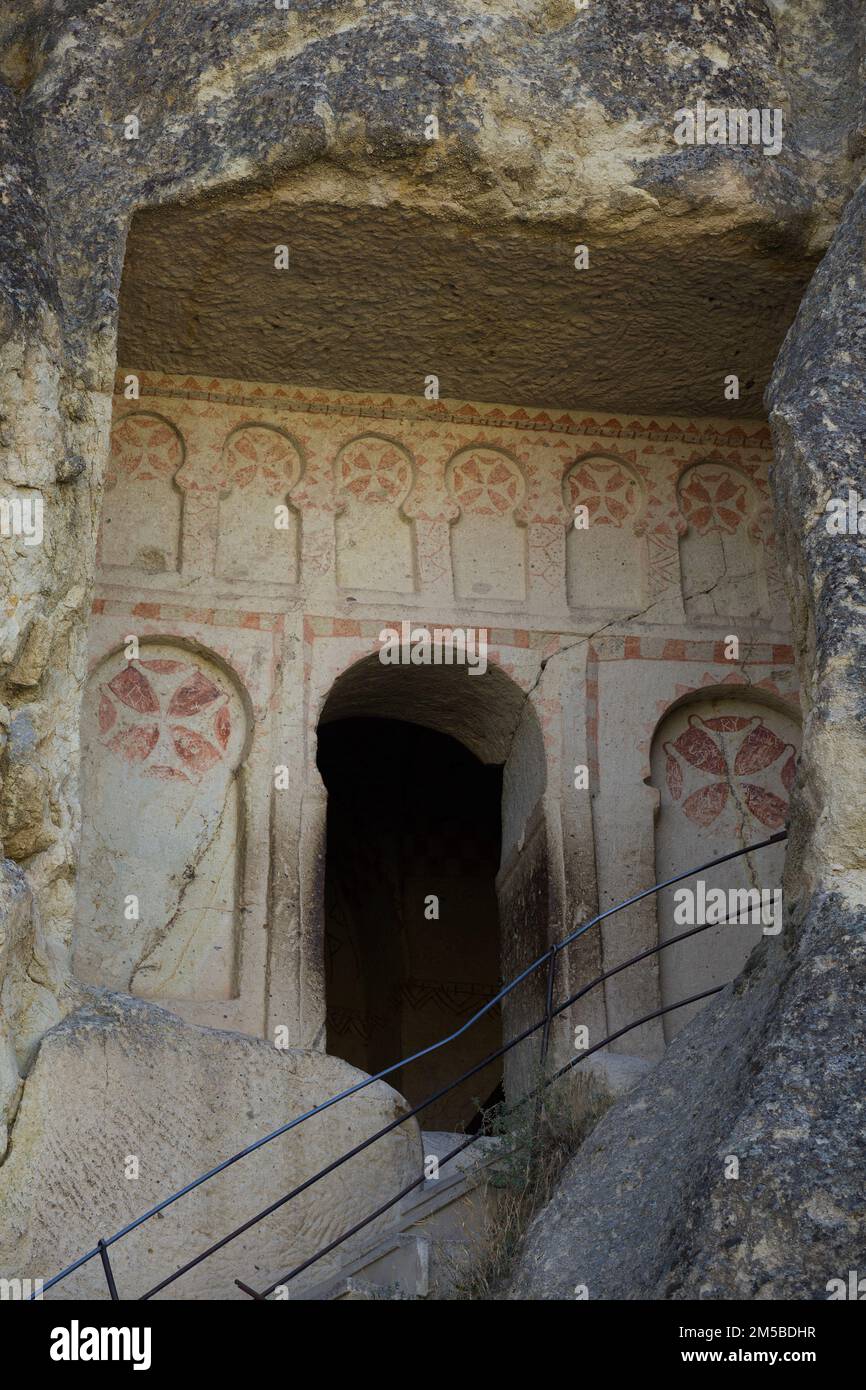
left=315, top=653, right=550, bottom=1131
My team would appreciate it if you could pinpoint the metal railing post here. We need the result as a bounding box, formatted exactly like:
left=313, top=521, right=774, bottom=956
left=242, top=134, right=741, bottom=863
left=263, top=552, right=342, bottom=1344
left=527, top=944, right=559, bottom=1175
left=35, top=831, right=788, bottom=1300
left=98, top=1239, right=119, bottom=1300
left=539, top=945, right=558, bottom=1069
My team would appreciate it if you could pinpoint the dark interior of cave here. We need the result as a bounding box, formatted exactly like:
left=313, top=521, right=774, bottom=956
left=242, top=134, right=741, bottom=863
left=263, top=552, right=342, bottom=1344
left=317, top=716, right=504, bottom=1131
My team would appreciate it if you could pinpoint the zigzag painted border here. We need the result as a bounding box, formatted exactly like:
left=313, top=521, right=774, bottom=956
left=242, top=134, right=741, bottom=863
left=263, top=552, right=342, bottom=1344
left=115, top=370, right=773, bottom=452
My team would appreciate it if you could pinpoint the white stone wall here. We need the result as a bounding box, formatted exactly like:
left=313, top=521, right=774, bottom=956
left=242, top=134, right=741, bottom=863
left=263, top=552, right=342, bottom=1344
left=78, top=372, right=799, bottom=1069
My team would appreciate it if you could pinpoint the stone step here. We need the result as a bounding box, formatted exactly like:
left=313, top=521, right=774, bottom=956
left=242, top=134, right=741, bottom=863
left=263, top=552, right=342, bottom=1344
left=291, top=1232, right=431, bottom=1301
left=289, top=1132, right=503, bottom=1300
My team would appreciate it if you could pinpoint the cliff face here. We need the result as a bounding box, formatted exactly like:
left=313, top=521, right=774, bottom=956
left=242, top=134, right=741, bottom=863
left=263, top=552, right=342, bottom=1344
left=511, top=175, right=866, bottom=1300
left=0, top=1, right=864, bottom=1294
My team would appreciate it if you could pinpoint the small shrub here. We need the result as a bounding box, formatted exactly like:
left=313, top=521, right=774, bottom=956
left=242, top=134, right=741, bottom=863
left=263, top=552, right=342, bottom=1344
left=447, top=1067, right=612, bottom=1299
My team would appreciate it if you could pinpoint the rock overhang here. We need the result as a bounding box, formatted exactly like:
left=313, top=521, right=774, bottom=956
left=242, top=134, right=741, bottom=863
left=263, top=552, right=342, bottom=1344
left=117, top=189, right=815, bottom=418
left=6, top=0, right=846, bottom=383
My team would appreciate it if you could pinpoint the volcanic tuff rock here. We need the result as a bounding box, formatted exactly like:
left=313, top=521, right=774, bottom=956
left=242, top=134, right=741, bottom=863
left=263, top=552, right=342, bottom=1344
left=511, top=170, right=866, bottom=1301
left=0, top=1, right=865, bottom=1297
left=0, top=990, right=420, bottom=1299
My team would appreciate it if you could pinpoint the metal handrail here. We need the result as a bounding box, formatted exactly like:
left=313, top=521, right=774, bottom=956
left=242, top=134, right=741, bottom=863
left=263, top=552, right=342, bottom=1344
left=145, top=905, right=758, bottom=1299
left=241, top=984, right=725, bottom=1299
left=32, top=829, right=786, bottom=1299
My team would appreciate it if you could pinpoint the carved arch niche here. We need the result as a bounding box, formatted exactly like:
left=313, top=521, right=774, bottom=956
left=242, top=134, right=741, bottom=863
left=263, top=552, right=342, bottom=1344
left=651, top=691, right=799, bottom=1041
left=74, top=642, right=249, bottom=1004
left=216, top=424, right=303, bottom=583
left=100, top=412, right=184, bottom=573
left=335, top=434, right=416, bottom=593
left=447, top=447, right=527, bottom=601
left=563, top=454, right=646, bottom=610
left=677, top=462, right=765, bottom=620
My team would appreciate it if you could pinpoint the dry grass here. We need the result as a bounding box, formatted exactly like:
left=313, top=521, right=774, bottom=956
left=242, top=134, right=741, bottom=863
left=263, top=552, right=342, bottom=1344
left=445, top=1069, right=612, bottom=1300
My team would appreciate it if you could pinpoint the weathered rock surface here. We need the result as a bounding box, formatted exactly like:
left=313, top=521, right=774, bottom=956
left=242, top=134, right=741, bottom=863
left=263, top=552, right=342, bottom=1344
left=511, top=895, right=866, bottom=1299
left=2, top=0, right=863, bottom=1128
left=0, top=859, right=63, bottom=1158
left=511, top=173, right=866, bottom=1301
left=0, top=991, right=421, bottom=1299
left=0, top=0, right=861, bottom=993
left=1, top=1, right=865, bottom=1302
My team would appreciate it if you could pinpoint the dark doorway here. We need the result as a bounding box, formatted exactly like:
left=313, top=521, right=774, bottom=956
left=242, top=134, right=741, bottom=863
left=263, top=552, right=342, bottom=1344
left=316, top=716, right=503, bottom=1132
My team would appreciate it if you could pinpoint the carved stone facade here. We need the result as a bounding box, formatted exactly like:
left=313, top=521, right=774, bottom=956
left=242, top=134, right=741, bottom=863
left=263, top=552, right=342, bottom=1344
left=79, top=372, right=800, bottom=1087
left=3, top=0, right=864, bottom=1310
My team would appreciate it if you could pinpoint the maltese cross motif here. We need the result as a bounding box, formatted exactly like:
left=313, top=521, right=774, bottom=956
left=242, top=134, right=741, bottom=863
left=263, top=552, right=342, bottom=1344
left=567, top=461, right=637, bottom=527
left=451, top=453, right=521, bottom=515
left=664, top=714, right=796, bottom=830
left=226, top=426, right=299, bottom=495
left=96, top=659, right=231, bottom=784
left=340, top=442, right=409, bottom=505
left=679, top=469, right=748, bottom=535
left=109, top=415, right=182, bottom=486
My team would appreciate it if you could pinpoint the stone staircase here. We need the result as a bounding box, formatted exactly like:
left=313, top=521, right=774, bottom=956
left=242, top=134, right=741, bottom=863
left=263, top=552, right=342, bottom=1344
left=290, top=1132, right=503, bottom=1301
left=287, top=1050, right=653, bottom=1300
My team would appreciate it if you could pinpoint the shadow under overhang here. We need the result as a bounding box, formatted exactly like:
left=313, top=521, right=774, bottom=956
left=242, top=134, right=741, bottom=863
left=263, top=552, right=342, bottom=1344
left=118, top=193, right=815, bottom=418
